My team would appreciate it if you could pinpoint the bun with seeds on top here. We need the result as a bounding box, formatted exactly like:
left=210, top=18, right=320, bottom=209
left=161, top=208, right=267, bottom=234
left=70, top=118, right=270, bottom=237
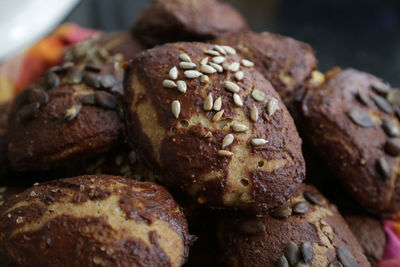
left=131, top=0, right=248, bottom=47
left=217, top=184, right=370, bottom=267
left=299, top=68, right=400, bottom=213
left=0, top=175, right=191, bottom=267
left=124, top=42, right=305, bottom=213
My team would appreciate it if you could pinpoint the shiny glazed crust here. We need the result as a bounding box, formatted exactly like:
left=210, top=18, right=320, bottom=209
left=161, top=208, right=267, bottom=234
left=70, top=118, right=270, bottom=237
left=0, top=175, right=190, bottom=267
left=124, top=42, right=305, bottom=213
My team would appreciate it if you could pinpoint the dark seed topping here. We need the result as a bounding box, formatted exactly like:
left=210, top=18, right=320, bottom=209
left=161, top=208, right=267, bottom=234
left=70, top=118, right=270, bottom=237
left=42, top=72, right=60, bottom=90
left=355, top=88, right=370, bottom=105
left=67, top=69, right=83, bottom=84
left=95, top=91, right=118, bottom=110
left=84, top=73, right=101, bottom=88
left=100, top=75, right=116, bottom=89
left=381, top=119, right=400, bottom=137
left=347, top=108, right=374, bottom=128
left=292, top=202, right=309, bottom=215
left=300, top=242, right=313, bottom=263
left=270, top=206, right=292, bottom=219
left=370, top=94, right=394, bottom=114
left=18, top=102, right=40, bottom=122
left=376, top=157, right=391, bottom=181
left=370, top=81, right=390, bottom=95
left=237, top=219, right=266, bottom=235
left=80, top=94, right=96, bottom=105
left=328, top=261, right=344, bottom=267
left=29, top=88, right=49, bottom=106
left=48, top=62, right=74, bottom=73
left=387, top=89, right=400, bottom=107
left=303, top=190, right=324, bottom=205
left=84, top=64, right=101, bottom=72
left=385, top=138, right=400, bottom=156
left=64, top=103, right=82, bottom=120
left=284, top=241, right=300, bottom=266
left=275, top=255, right=289, bottom=267
left=337, top=247, right=358, bottom=267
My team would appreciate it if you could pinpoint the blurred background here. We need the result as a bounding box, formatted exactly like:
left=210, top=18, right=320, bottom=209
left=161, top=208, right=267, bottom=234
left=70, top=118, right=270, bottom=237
left=63, top=0, right=400, bottom=86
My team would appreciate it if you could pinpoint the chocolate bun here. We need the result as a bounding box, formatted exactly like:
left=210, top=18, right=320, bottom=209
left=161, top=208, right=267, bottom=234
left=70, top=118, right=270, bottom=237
left=300, top=68, right=400, bottom=213
left=131, top=0, right=248, bottom=46
left=124, top=42, right=305, bottom=212
left=344, top=215, right=386, bottom=267
left=0, top=103, right=10, bottom=177
left=217, top=184, right=370, bottom=267
left=215, top=31, right=317, bottom=106
left=0, top=175, right=190, bottom=266
left=7, top=63, right=123, bottom=172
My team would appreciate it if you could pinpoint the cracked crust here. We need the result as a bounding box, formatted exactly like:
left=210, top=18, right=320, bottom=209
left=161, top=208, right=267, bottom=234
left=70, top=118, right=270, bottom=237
left=300, top=68, right=400, bottom=213
left=0, top=175, right=190, bottom=267
left=217, top=184, right=370, bottom=267
left=131, top=0, right=248, bottom=46
left=124, top=42, right=305, bottom=213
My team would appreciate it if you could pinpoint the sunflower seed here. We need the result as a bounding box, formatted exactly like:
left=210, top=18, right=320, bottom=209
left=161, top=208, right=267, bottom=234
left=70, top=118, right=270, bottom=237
left=64, top=103, right=82, bottom=120
left=209, top=62, right=223, bottom=72
left=376, top=156, right=391, bottom=181
left=382, top=119, right=400, bottom=137
left=213, top=110, right=224, bottom=122
left=222, top=62, right=230, bottom=71
left=370, top=81, right=390, bottom=95
left=177, top=80, right=187, bottom=93
left=27, top=88, right=49, bottom=106
left=328, top=261, right=343, bottom=267
left=385, top=138, right=400, bottom=156
left=371, top=94, right=393, bottom=114
left=204, top=131, right=213, bottom=138
left=270, top=206, right=292, bottom=219
left=337, top=247, right=358, bottom=267
left=204, top=49, right=220, bottom=56
left=179, top=61, right=197, bottom=69
left=163, top=79, right=177, bottom=88
left=232, top=123, right=248, bottom=132
left=42, top=72, right=60, bottom=90
left=267, top=98, right=279, bottom=116
left=84, top=64, right=101, bottom=72
left=49, top=62, right=74, bottom=73
left=84, top=73, right=101, bottom=88
left=184, top=70, right=202, bottom=79
left=233, top=93, right=243, bottom=106
left=347, top=108, right=374, bottom=128
left=300, top=242, right=313, bottom=263
left=18, top=102, right=40, bottom=122
left=225, top=81, right=240, bottom=93
left=95, top=91, right=118, bottom=109
left=67, top=69, right=83, bottom=84
left=235, top=71, right=244, bottom=81
left=229, top=62, right=240, bottom=72
left=292, top=201, right=309, bottom=214
left=356, top=88, right=370, bottom=105
left=222, top=134, right=234, bottom=148
left=218, top=150, right=233, bottom=157
left=252, top=89, right=266, bottom=102
left=200, top=57, right=209, bottom=65
left=222, top=45, right=236, bottom=55
left=200, top=75, right=210, bottom=83
left=100, top=75, right=115, bottom=89
left=214, top=45, right=227, bottom=55
left=179, top=53, right=191, bottom=62
left=284, top=241, right=301, bottom=266
left=303, top=190, right=324, bottom=205
left=204, top=93, right=213, bottom=111
left=199, top=64, right=217, bottom=74
left=387, top=89, right=400, bottom=107
left=80, top=94, right=96, bottom=105
left=213, top=97, right=222, bottom=111
left=238, top=219, right=266, bottom=235
left=251, top=105, right=259, bottom=122
left=212, top=56, right=226, bottom=64
left=276, top=255, right=290, bottom=267
left=251, top=138, right=268, bottom=146
left=172, top=100, right=180, bottom=119
left=169, top=66, right=178, bottom=80
left=241, top=59, right=255, bottom=67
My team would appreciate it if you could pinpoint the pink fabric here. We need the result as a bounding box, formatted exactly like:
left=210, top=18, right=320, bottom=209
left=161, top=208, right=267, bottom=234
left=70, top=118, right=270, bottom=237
left=381, top=221, right=400, bottom=266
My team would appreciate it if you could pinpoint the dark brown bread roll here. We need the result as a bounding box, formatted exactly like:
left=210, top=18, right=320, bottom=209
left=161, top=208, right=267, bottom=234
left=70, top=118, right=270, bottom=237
left=344, top=215, right=386, bottom=267
left=0, top=103, right=10, bottom=177
left=131, top=0, right=248, bottom=47
left=217, top=184, right=370, bottom=267
left=124, top=42, right=305, bottom=213
left=215, top=31, right=317, bottom=106
left=300, top=68, right=400, bottom=213
left=0, top=175, right=191, bottom=267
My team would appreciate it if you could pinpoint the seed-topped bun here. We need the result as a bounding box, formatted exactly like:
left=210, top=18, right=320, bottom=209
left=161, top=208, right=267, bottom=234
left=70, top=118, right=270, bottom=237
left=215, top=31, right=317, bottom=106
left=217, top=184, right=370, bottom=267
left=0, top=175, right=191, bottom=267
left=131, top=0, right=248, bottom=47
left=300, top=68, right=400, bottom=213
left=0, top=103, right=10, bottom=177
left=124, top=42, right=305, bottom=212
left=8, top=62, right=124, bottom=172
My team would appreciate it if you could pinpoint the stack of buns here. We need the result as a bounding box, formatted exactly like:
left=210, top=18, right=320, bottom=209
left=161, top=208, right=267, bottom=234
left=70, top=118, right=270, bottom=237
left=0, top=0, right=394, bottom=266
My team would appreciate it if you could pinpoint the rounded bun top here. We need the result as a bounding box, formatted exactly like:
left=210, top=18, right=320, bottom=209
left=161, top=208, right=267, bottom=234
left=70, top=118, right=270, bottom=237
left=124, top=42, right=305, bottom=213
